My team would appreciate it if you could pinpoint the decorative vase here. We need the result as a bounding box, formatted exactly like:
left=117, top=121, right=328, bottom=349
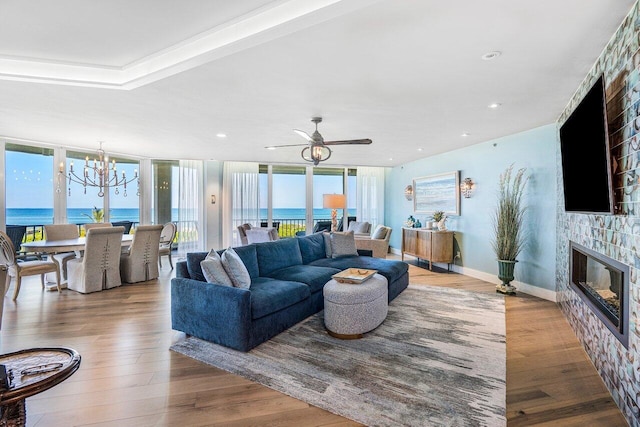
left=496, top=259, right=517, bottom=295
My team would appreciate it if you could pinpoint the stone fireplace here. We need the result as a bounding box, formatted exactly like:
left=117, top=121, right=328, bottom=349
left=569, top=241, right=629, bottom=348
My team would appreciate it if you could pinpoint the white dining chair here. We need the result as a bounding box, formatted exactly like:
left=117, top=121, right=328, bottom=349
left=158, top=222, right=177, bottom=270
left=44, top=224, right=80, bottom=283
left=120, top=225, right=163, bottom=283
left=67, top=226, right=124, bottom=293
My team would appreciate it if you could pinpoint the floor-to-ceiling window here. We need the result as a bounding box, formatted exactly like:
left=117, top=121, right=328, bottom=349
left=5, top=143, right=54, bottom=241
left=65, top=150, right=108, bottom=225
left=152, top=160, right=179, bottom=226
left=258, top=165, right=356, bottom=236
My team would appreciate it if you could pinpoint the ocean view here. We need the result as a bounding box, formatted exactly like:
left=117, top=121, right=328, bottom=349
left=6, top=208, right=356, bottom=226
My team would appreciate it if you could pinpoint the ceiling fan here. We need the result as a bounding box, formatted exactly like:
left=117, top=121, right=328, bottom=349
left=266, top=117, right=372, bottom=165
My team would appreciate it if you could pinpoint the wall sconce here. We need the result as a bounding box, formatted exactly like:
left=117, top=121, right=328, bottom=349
left=211, top=195, right=216, bottom=204
left=460, top=178, right=475, bottom=198
left=404, top=184, right=413, bottom=200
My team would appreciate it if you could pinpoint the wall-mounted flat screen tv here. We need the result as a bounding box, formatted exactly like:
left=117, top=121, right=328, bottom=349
left=559, top=75, right=614, bottom=214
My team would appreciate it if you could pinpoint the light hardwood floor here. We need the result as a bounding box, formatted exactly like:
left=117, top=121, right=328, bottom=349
left=0, top=255, right=627, bottom=426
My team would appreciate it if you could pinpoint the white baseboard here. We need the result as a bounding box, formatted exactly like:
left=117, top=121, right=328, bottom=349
left=393, top=250, right=557, bottom=302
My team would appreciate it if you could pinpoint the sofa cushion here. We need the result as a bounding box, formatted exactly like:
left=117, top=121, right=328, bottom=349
left=297, top=232, right=327, bottom=264
left=309, top=256, right=409, bottom=285
left=256, top=238, right=303, bottom=276
left=371, top=224, right=388, bottom=240
left=186, top=252, right=209, bottom=281
left=330, top=231, right=359, bottom=258
left=222, top=247, right=251, bottom=289
left=265, top=265, right=341, bottom=293
left=232, top=244, right=260, bottom=279
left=201, top=249, right=234, bottom=287
left=249, top=277, right=311, bottom=320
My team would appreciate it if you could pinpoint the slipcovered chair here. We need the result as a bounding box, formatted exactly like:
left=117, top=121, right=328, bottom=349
left=44, top=224, right=80, bottom=282
left=67, top=226, right=125, bottom=294
left=120, top=224, right=163, bottom=283
left=354, top=225, right=392, bottom=258
left=158, top=222, right=177, bottom=269
left=237, top=223, right=252, bottom=245
left=82, top=222, right=112, bottom=235
left=0, top=230, right=60, bottom=300
left=245, top=227, right=279, bottom=244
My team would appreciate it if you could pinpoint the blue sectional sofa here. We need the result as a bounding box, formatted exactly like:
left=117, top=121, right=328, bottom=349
left=171, top=232, right=409, bottom=351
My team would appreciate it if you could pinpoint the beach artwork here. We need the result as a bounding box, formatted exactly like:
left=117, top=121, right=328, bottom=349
left=413, top=171, right=460, bottom=215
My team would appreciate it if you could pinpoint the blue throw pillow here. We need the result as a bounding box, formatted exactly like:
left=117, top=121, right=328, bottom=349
left=297, top=232, right=327, bottom=264
left=186, top=252, right=209, bottom=281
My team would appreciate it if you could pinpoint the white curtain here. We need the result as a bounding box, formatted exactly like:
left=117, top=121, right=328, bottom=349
left=357, top=166, right=385, bottom=228
left=177, top=160, right=205, bottom=259
left=222, top=161, right=260, bottom=247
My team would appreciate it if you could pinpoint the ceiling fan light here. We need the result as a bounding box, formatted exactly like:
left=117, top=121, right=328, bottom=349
left=301, top=145, right=331, bottom=165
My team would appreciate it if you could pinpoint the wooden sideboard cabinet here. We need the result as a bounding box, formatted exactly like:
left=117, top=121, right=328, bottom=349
left=401, top=228, right=454, bottom=270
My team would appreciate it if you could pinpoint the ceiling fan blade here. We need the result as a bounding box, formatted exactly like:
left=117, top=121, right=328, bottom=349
left=293, top=129, right=313, bottom=142
left=265, top=143, right=309, bottom=149
left=323, top=139, right=372, bottom=146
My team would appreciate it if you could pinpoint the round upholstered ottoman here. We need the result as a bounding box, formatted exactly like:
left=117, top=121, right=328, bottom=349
left=323, top=274, right=388, bottom=339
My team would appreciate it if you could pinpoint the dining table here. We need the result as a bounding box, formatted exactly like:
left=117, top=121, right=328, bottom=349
left=20, top=234, right=134, bottom=290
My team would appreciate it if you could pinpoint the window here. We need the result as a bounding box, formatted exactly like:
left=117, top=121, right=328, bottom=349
left=6, top=144, right=55, bottom=228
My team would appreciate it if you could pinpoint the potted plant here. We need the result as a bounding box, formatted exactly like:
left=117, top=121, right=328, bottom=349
left=431, top=210, right=446, bottom=230
left=492, top=164, right=528, bottom=295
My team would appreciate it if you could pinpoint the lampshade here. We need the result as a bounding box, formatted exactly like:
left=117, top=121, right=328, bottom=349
left=323, top=194, right=346, bottom=209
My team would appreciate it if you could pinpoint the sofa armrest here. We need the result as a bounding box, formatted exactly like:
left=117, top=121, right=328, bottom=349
left=355, top=238, right=390, bottom=258
left=171, top=277, right=253, bottom=351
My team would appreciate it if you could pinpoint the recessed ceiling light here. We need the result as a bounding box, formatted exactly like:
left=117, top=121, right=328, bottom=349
left=389, top=158, right=393, bottom=161
left=417, top=148, right=423, bottom=151
left=461, top=132, right=470, bottom=137
left=481, top=51, right=502, bottom=60
left=266, top=146, right=277, bottom=150
left=216, top=133, right=227, bottom=138
left=488, top=103, right=501, bottom=109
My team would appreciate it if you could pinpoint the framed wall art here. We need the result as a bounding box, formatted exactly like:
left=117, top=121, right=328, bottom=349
left=413, top=171, right=460, bottom=215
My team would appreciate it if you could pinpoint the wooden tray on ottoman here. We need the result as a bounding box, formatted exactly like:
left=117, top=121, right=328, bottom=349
left=332, top=268, right=378, bottom=284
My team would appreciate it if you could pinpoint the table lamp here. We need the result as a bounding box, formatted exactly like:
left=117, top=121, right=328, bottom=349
left=323, top=194, right=346, bottom=232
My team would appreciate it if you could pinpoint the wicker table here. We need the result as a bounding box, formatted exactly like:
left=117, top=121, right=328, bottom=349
left=0, top=347, right=81, bottom=426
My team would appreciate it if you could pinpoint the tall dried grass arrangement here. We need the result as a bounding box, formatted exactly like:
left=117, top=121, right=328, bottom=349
left=492, top=164, right=528, bottom=261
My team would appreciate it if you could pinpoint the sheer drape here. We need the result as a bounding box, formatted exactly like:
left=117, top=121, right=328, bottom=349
left=222, top=162, right=260, bottom=247
left=356, top=166, right=385, bottom=228
left=177, top=160, right=204, bottom=258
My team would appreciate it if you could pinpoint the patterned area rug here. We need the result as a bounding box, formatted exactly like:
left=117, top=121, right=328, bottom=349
left=170, top=285, right=506, bottom=427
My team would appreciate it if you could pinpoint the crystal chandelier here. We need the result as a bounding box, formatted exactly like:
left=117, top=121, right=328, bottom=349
left=57, top=142, right=139, bottom=197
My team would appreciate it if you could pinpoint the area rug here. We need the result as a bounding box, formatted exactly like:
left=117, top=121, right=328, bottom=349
left=170, top=285, right=506, bottom=426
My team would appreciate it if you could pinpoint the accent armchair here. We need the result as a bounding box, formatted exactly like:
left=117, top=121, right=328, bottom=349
left=67, top=226, right=124, bottom=293
left=245, top=227, right=279, bottom=244
left=354, top=225, right=392, bottom=258
left=120, top=224, right=163, bottom=283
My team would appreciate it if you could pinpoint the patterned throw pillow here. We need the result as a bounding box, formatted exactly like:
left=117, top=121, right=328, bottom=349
left=371, top=225, right=388, bottom=240
left=330, top=230, right=359, bottom=258
left=221, top=247, right=251, bottom=289
left=200, top=249, right=234, bottom=287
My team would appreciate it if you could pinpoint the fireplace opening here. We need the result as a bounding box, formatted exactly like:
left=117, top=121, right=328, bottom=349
left=570, top=241, right=629, bottom=348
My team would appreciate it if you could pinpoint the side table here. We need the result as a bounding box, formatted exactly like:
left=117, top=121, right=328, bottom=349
left=0, top=347, right=81, bottom=426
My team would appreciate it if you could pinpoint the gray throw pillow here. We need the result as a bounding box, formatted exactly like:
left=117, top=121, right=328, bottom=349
left=221, top=247, right=251, bottom=289
left=200, top=249, right=234, bottom=287
left=371, top=225, right=388, bottom=240
left=330, top=230, right=359, bottom=258
left=323, top=232, right=332, bottom=258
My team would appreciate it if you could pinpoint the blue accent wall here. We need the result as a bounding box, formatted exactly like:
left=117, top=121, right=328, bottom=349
left=385, top=124, right=557, bottom=291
